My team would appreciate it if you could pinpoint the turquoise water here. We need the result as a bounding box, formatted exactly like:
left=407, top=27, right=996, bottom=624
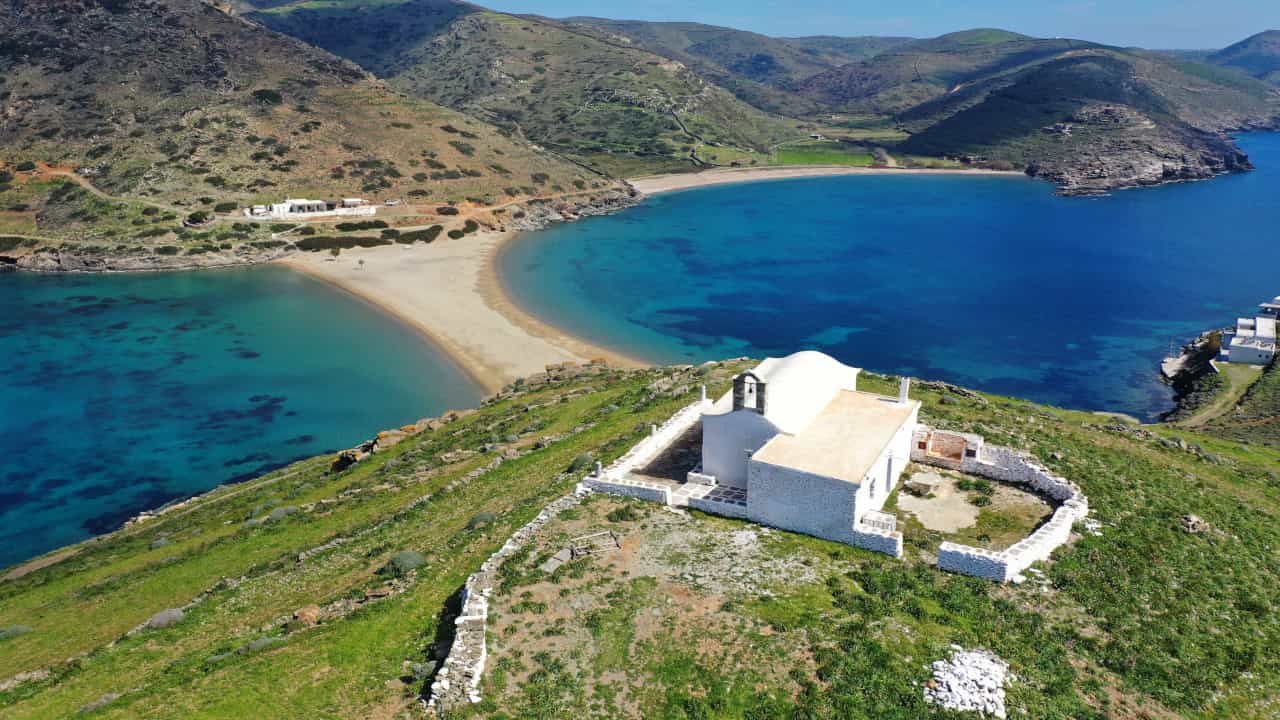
left=503, top=133, right=1280, bottom=421
left=0, top=266, right=480, bottom=567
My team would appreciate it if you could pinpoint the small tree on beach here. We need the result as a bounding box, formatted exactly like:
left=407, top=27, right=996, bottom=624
left=329, top=248, right=340, bottom=259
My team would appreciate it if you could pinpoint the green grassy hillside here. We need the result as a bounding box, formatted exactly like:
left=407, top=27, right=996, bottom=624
left=1207, top=359, right=1280, bottom=449
left=1209, top=30, right=1280, bottom=85
left=0, top=0, right=594, bottom=249
left=1, top=362, right=1278, bottom=717
left=248, top=0, right=803, bottom=173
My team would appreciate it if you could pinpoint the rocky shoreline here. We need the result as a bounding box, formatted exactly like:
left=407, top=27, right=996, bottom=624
left=0, top=188, right=640, bottom=274
left=1159, top=329, right=1227, bottom=422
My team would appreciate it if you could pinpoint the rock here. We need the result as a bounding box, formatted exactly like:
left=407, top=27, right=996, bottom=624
left=79, top=692, right=121, bottom=714
left=293, top=604, right=322, bottom=627
left=145, top=607, right=184, bottom=630
left=1182, top=514, right=1210, bottom=534
left=266, top=505, right=298, bottom=522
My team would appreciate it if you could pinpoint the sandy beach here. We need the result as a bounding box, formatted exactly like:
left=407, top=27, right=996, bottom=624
left=282, top=232, right=646, bottom=395
left=628, top=165, right=1024, bottom=195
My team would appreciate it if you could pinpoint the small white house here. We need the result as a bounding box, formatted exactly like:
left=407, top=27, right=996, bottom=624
left=1220, top=314, right=1277, bottom=365
left=693, top=352, right=920, bottom=546
left=245, top=198, right=376, bottom=220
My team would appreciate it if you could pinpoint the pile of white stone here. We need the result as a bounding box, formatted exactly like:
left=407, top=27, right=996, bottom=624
left=924, top=647, right=1009, bottom=719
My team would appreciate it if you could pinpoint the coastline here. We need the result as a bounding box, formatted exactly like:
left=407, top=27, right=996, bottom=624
left=280, top=232, right=647, bottom=396
left=627, top=164, right=1026, bottom=196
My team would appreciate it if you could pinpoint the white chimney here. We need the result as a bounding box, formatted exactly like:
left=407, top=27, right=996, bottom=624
left=898, top=377, right=911, bottom=404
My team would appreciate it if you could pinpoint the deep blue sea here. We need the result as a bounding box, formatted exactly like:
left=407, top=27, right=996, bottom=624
left=503, top=133, right=1280, bottom=422
left=0, top=266, right=480, bottom=567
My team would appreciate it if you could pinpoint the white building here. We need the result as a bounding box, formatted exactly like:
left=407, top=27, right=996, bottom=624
left=245, top=198, right=375, bottom=220
left=693, top=352, right=920, bottom=547
left=1220, top=314, right=1277, bottom=365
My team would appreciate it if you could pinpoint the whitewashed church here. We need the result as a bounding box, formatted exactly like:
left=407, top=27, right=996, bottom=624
left=690, top=351, right=919, bottom=548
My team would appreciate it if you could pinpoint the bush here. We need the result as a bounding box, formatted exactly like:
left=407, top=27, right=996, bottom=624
left=334, top=220, right=387, bottom=232
left=462, top=220, right=479, bottom=234
left=381, top=228, right=400, bottom=239
left=213, top=202, right=237, bottom=213
left=15, top=161, right=36, bottom=172
left=186, top=211, right=209, bottom=224
left=569, top=454, right=595, bottom=473
left=381, top=550, right=426, bottom=577
left=298, top=226, right=316, bottom=236
left=449, top=140, right=476, bottom=156
left=294, top=235, right=392, bottom=252
left=252, top=88, right=283, bottom=105
left=437, top=206, right=460, bottom=216
left=0, top=171, right=11, bottom=184
left=397, top=225, right=443, bottom=244
left=606, top=505, right=642, bottom=523
left=447, top=229, right=465, bottom=239
left=155, top=246, right=181, bottom=256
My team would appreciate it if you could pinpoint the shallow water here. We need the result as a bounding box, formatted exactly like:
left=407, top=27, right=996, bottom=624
left=0, top=265, right=480, bottom=567
left=502, top=133, right=1280, bottom=421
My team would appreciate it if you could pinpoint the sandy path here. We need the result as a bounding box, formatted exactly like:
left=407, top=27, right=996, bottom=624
left=281, top=232, right=645, bottom=395
left=628, top=164, right=1023, bottom=195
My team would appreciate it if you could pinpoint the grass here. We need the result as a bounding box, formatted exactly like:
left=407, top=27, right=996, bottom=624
left=2, top=363, right=1279, bottom=717
left=1178, top=363, right=1263, bottom=427
left=772, top=140, right=877, bottom=166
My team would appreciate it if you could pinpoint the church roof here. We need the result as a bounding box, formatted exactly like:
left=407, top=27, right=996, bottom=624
left=752, top=390, right=919, bottom=485
left=706, top=351, right=861, bottom=434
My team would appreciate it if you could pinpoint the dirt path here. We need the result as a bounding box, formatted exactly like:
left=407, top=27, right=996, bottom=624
left=1178, top=364, right=1262, bottom=428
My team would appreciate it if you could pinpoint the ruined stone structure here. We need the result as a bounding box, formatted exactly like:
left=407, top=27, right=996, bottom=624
left=911, top=426, right=1090, bottom=582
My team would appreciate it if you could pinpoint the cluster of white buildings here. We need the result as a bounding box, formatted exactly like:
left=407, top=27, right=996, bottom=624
left=244, top=198, right=375, bottom=220
left=1218, top=295, right=1279, bottom=365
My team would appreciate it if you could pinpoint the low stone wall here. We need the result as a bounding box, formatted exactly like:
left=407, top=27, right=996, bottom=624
left=583, top=477, right=670, bottom=505
left=425, top=488, right=591, bottom=716
left=912, top=427, right=1089, bottom=582
left=846, top=524, right=904, bottom=558
left=598, top=400, right=709, bottom=482
left=687, top=495, right=750, bottom=520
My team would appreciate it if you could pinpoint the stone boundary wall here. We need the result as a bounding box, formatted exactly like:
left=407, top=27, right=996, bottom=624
left=425, top=488, right=591, bottom=716
left=687, top=495, right=750, bottom=520
left=584, top=478, right=670, bottom=505
left=846, top=525, right=905, bottom=558
left=912, top=427, right=1089, bottom=582
left=598, top=400, right=710, bottom=482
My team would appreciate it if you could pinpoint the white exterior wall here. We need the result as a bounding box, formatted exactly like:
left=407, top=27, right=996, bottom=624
left=701, top=411, right=780, bottom=489
left=746, top=460, right=860, bottom=543
left=853, top=405, right=919, bottom=523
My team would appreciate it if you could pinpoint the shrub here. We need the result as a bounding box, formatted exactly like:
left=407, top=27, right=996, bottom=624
left=252, top=88, right=283, bottom=105
left=186, top=211, right=209, bottom=224
left=155, top=246, right=181, bottom=256
left=449, top=140, right=476, bottom=156
left=462, top=219, right=479, bottom=234
left=397, top=225, right=443, bottom=243
left=334, top=220, right=388, bottom=232
left=0, top=171, right=12, bottom=184
left=294, top=235, right=392, bottom=252
left=298, top=226, right=316, bottom=236
left=381, top=550, right=426, bottom=577
left=437, top=206, right=460, bottom=216
left=447, top=229, right=465, bottom=239
left=213, top=201, right=237, bottom=213
left=569, top=453, right=594, bottom=473
left=381, top=228, right=400, bottom=239
left=142, top=206, right=159, bottom=216
left=15, top=161, right=36, bottom=172
left=606, top=505, right=642, bottom=523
